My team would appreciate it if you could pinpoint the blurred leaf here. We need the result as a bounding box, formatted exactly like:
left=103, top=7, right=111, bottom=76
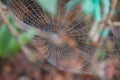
left=81, top=0, right=102, bottom=22
left=102, top=0, right=110, bottom=15
left=82, top=0, right=94, bottom=14
left=65, top=0, right=81, bottom=11
left=36, top=0, right=58, bottom=16
left=98, top=49, right=106, bottom=60
left=5, top=38, right=19, bottom=56
left=95, top=7, right=101, bottom=22
left=8, top=16, right=19, bottom=32
left=19, top=30, right=35, bottom=44
left=100, top=27, right=110, bottom=38
left=0, top=24, right=11, bottom=56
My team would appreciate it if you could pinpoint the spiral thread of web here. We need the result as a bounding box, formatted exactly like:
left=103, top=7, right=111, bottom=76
left=1, top=0, right=120, bottom=74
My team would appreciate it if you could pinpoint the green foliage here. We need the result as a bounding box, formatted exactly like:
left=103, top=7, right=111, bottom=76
left=100, top=27, right=110, bottom=38
left=0, top=24, right=13, bottom=57
left=98, top=49, right=106, bottom=60
left=102, top=0, right=110, bottom=15
left=65, top=0, right=81, bottom=11
left=82, top=0, right=102, bottom=22
left=5, top=38, right=19, bottom=55
left=82, top=0, right=94, bottom=14
left=36, top=0, right=58, bottom=16
left=0, top=17, right=35, bottom=57
left=8, top=16, right=19, bottom=31
left=19, top=30, right=36, bottom=44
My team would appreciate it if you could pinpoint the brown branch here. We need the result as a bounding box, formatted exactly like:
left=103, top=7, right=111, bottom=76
left=106, top=0, right=118, bottom=21
left=91, top=0, right=118, bottom=74
left=107, top=20, right=120, bottom=27
left=112, top=22, right=120, bottom=26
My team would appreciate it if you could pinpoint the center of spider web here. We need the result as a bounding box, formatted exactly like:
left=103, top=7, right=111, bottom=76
left=48, top=33, right=65, bottom=48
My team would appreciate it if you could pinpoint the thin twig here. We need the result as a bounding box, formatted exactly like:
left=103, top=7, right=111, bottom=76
left=106, top=0, right=118, bottom=21
left=112, top=22, right=120, bottom=26
left=108, top=20, right=120, bottom=27
left=91, top=0, right=118, bottom=74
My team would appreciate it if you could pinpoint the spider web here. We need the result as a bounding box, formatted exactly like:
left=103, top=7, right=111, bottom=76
left=2, top=0, right=120, bottom=74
